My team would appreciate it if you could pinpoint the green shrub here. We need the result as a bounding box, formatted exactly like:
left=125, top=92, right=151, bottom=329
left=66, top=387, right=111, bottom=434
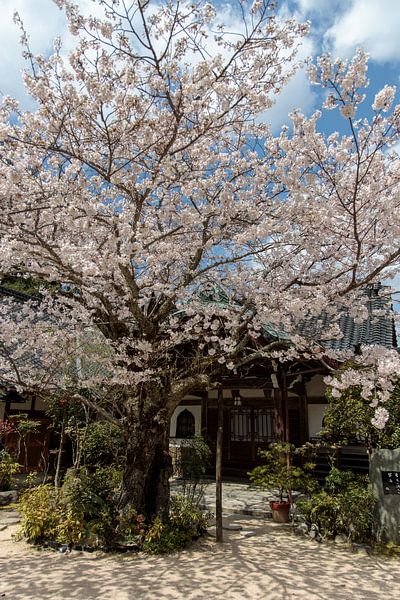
left=55, top=510, right=86, bottom=546
left=60, top=466, right=120, bottom=544
left=19, top=466, right=122, bottom=547
left=115, top=507, right=146, bottom=543
left=19, top=484, right=87, bottom=546
left=18, top=485, right=61, bottom=542
left=0, top=450, right=20, bottom=491
left=179, top=437, right=211, bottom=481
left=142, top=495, right=209, bottom=554
left=18, top=474, right=209, bottom=552
left=80, top=421, right=124, bottom=467
left=297, top=470, right=375, bottom=543
left=249, top=443, right=317, bottom=502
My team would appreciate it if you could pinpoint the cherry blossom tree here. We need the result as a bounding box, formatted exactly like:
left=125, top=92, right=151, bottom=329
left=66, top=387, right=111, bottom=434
left=0, top=0, right=400, bottom=517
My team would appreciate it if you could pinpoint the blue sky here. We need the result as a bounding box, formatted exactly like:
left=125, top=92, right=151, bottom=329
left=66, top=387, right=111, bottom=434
left=1, top=0, right=400, bottom=132
left=1, top=0, right=400, bottom=301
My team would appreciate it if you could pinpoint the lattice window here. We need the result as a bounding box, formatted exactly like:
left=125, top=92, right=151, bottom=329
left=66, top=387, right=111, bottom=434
left=230, top=408, right=252, bottom=441
left=230, top=407, right=275, bottom=442
left=254, top=408, right=275, bottom=442
left=176, top=409, right=195, bottom=438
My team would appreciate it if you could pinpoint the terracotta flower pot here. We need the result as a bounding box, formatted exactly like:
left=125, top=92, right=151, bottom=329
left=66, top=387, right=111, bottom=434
left=269, top=500, right=291, bottom=523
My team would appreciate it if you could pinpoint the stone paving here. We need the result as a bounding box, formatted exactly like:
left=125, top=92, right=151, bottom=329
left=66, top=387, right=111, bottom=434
left=0, top=507, right=20, bottom=530
left=170, top=479, right=280, bottom=517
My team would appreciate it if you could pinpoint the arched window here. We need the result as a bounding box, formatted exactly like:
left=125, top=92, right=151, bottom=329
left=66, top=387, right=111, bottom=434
left=176, top=409, right=195, bottom=438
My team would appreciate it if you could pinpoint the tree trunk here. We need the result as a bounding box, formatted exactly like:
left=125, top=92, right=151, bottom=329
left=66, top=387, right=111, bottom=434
left=118, top=414, right=173, bottom=521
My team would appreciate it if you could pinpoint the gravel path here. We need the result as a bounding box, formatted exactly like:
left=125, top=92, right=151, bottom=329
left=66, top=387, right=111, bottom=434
left=1, top=511, right=399, bottom=600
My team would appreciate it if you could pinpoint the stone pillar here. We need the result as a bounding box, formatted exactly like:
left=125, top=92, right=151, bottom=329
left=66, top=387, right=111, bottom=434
left=369, top=448, right=400, bottom=544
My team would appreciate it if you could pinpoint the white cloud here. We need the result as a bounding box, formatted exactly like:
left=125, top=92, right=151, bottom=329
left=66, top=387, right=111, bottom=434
left=0, top=0, right=317, bottom=129
left=324, top=0, right=400, bottom=62
left=0, top=0, right=111, bottom=108
left=295, top=0, right=341, bottom=20
left=0, top=0, right=68, bottom=107
left=258, top=35, right=317, bottom=132
left=261, top=67, right=317, bottom=132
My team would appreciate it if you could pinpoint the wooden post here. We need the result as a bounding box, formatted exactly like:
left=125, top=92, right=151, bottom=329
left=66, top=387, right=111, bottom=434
left=201, top=391, right=208, bottom=439
left=282, top=370, right=289, bottom=444
left=216, top=383, right=223, bottom=543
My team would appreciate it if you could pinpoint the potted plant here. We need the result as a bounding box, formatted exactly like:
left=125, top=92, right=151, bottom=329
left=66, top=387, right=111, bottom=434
left=249, top=443, right=316, bottom=523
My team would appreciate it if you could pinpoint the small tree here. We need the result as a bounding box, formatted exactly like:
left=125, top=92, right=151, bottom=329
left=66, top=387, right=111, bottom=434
left=249, top=443, right=316, bottom=503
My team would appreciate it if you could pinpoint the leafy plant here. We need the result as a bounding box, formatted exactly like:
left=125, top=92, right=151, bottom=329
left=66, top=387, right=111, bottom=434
left=18, top=475, right=209, bottom=552
left=321, top=381, right=400, bottom=450
left=297, top=470, right=375, bottom=543
left=80, top=421, right=124, bottom=467
left=0, top=450, right=20, bottom=491
left=178, top=437, right=211, bottom=504
left=115, top=507, right=146, bottom=543
left=142, top=495, right=209, bottom=555
left=249, top=443, right=317, bottom=503
left=9, top=414, right=40, bottom=470
left=18, top=485, right=61, bottom=542
left=19, top=464, right=122, bottom=547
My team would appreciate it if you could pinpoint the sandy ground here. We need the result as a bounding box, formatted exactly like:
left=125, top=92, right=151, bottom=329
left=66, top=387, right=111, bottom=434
left=1, top=515, right=400, bottom=600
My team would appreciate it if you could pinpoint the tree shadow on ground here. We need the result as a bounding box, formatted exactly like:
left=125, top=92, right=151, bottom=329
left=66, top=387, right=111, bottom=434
left=0, top=516, right=398, bottom=600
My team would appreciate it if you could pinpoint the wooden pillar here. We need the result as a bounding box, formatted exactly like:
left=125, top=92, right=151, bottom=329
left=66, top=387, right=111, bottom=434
left=282, top=370, right=289, bottom=443
left=216, top=384, right=223, bottom=544
left=201, top=391, right=208, bottom=439
left=299, top=391, right=309, bottom=444
left=273, top=388, right=284, bottom=442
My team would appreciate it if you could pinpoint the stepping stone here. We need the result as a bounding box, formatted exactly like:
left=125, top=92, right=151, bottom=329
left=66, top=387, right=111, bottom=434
left=0, top=490, right=18, bottom=506
left=241, top=531, right=256, bottom=538
left=222, top=524, right=243, bottom=531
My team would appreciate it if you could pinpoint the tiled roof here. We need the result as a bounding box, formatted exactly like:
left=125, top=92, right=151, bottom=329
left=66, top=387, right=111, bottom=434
left=0, top=282, right=397, bottom=378
left=298, top=284, right=397, bottom=351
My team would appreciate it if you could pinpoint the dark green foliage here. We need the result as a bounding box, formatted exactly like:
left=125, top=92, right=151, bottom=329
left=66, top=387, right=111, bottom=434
left=297, top=468, right=375, bottom=543
left=19, top=466, right=122, bottom=547
left=179, top=437, right=211, bottom=481
left=321, top=382, right=400, bottom=449
left=1, top=275, right=58, bottom=296
left=60, top=466, right=121, bottom=517
left=142, top=495, right=209, bottom=554
left=0, top=449, right=20, bottom=491
left=18, top=473, right=209, bottom=552
left=80, top=421, right=124, bottom=467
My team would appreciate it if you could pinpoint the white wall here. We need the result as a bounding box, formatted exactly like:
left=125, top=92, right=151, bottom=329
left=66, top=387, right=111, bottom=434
left=170, top=405, right=202, bottom=439
left=308, top=404, right=327, bottom=438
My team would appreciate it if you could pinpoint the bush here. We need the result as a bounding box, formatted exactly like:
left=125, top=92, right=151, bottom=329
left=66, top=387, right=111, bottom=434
left=18, top=485, right=61, bottom=542
left=60, top=466, right=121, bottom=544
left=19, top=465, right=122, bottom=547
left=142, top=495, right=209, bottom=554
left=18, top=474, right=209, bottom=553
left=0, top=449, right=20, bottom=491
left=297, top=470, right=375, bottom=543
left=80, top=421, right=124, bottom=467
left=179, top=437, right=211, bottom=481
left=249, top=443, right=317, bottom=502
